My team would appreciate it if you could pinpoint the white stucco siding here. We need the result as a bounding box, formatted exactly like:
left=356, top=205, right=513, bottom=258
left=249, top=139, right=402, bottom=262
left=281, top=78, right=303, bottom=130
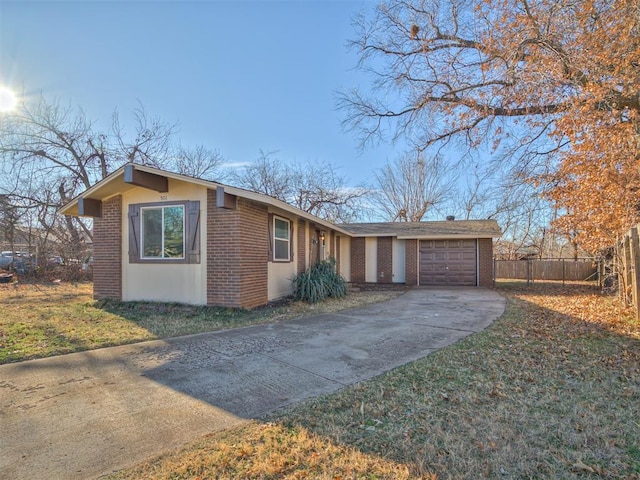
left=121, top=179, right=208, bottom=305
left=365, top=237, right=377, bottom=283
left=392, top=238, right=406, bottom=283
left=339, top=236, right=351, bottom=281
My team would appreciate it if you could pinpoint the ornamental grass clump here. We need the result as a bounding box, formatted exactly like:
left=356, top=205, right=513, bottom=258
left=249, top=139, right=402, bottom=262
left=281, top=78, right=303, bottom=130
left=293, top=258, right=347, bottom=303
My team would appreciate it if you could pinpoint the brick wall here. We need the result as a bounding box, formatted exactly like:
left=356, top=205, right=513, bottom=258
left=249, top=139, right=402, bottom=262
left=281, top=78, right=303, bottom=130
left=93, top=195, right=122, bottom=300
left=477, top=238, right=494, bottom=287
left=350, top=237, right=366, bottom=282
left=207, top=192, right=269, bottom=308
left=377, top=236, right=393, bottom=283
left=405, top=239, right=418, bottom=286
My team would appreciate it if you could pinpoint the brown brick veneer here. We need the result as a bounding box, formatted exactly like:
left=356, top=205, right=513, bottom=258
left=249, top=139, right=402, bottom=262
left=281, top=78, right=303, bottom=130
left=405, top=239, right=418, bottom=286
left=376, top=236, right=393, bottom=283
left=297, top=219, right=306, bottom=274
left=477, top=238, right=494, bottom=287
left=351, top=237, right=366, bottom=282
left=93, top=195, right=122, bottom=300
left=207, top=192, right=268, bottom=308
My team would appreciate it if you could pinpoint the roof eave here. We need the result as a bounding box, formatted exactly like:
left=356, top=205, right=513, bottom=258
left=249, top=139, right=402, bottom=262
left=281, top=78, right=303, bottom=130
left=59, top=163, right=353, bottom=235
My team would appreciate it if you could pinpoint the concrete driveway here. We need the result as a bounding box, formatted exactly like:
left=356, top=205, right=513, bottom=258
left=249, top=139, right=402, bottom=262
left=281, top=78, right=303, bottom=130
left=0, top=287, right=505, bottom=479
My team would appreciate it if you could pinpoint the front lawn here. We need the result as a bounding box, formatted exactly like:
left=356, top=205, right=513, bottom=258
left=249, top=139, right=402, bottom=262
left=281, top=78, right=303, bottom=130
left=111, top=283, right=640, bottom=479
left=0, top=282, right=402, bottom=364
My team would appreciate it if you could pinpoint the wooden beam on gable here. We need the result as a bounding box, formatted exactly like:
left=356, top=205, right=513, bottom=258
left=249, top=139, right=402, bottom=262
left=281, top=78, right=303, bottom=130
left=124, top=164, right=168, bottom=192
left=78, top=198, right=102, bottom=217
left=216, top=187, right=237, bottom=209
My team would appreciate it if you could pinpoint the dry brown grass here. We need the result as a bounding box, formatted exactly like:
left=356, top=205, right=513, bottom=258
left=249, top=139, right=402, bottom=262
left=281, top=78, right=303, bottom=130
left=275, top=283, right=640, bottom=479
left=111, top=282, right=640, bottom=479
left=0, top=282, right=156, bottom=362
left=114, top=422, right=426, bottom=480
left=0, top=281, right=403, bottom=364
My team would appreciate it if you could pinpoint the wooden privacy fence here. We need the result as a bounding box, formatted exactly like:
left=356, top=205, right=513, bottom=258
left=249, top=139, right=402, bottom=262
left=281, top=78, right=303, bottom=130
left=495, top=258, right=597, bottom=284
left=617, top=225, right=640, bottom=319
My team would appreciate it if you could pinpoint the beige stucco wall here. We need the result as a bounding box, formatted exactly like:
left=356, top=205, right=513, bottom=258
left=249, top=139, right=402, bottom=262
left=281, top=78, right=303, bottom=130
left=365, top=237, right=377, bottom=283
left=267, top=207, right=298, bottom=301
left=267, top=261, right=296, bottom=300
left=392, top=238, right=406, bottom=283
left=121, top=179, right=208, bottom=305
left=339, top=235, right=351, bottom=282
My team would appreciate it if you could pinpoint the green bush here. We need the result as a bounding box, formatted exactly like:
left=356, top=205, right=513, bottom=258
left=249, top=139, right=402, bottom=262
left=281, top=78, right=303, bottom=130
left=292, top=258, right=347, bottom=303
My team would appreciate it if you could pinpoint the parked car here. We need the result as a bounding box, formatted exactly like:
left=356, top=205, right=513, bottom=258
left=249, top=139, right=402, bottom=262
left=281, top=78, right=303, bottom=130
left=0, top=251, right=14, bottom=270
left=47, top=256, right=65, bottom=266
left=0, top=251, right=35, bottom=274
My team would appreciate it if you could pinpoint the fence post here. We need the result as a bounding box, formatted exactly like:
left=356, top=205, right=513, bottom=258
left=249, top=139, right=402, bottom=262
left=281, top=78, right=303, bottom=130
left=617, top=236, right=624, bottom=303
left=562, top=258, right=565, bottom=286
left=624, top=234, right=634, bottom=305
left=493, top=257, right=496, bottom=287
left=526, top=258, right=531, bottom=286
left=630, top=226, right=640, bottom=321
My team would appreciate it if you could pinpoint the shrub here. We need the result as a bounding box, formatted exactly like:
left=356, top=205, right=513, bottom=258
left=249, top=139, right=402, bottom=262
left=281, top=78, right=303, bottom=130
left=292, top=258, right=347, bottom=303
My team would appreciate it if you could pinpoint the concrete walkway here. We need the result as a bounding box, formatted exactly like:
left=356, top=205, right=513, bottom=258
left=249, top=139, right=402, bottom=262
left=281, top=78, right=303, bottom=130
left=0, top=287, right=505, bottom=479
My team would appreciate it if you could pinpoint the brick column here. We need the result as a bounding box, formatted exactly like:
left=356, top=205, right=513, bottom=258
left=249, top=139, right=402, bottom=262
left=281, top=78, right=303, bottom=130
left=93, top=195, right=122, bottom=300
left=477, top=238, right=494, bottom=287
left=405, top=239, right=418, bottom=286
left=297, top=219, right=306, bottom=274
left=351, top=237, right=366, bottom=282
left=376, top=236, right=393, bottom=283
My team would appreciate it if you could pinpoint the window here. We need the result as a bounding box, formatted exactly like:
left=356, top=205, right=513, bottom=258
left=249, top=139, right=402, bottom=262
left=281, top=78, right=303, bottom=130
left=141, top=205, right=184, bottom=259
left=273, top=215, right=291, bottom=261
left=128, top=201, right=200, bottom=264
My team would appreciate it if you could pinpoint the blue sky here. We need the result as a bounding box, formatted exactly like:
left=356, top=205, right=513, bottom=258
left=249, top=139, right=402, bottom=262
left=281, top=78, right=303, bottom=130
left=0, top=0, right=404, bottom=187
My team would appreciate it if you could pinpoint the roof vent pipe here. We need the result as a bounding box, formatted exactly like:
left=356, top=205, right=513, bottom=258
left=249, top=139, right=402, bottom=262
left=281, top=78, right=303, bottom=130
left=446, top=215, right=455, bottom=221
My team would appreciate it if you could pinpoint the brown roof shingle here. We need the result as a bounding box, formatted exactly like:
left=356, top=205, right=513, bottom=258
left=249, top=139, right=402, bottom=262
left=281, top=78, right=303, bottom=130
left=338, top=219, right=502, bottom=238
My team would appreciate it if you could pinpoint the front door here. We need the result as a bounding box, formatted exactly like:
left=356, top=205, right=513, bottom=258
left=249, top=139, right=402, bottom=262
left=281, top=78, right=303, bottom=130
left=309, top=227, right=322, bottom=265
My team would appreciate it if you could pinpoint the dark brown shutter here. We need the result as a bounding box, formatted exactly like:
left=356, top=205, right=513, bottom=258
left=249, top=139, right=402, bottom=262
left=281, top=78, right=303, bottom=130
left=186, top=201, right=200, bottom=264
left=128, top=204, right=140, bottom=263
left=268, top=213, right=274, bottom=261
left=289, top=219, right=294, bottom=262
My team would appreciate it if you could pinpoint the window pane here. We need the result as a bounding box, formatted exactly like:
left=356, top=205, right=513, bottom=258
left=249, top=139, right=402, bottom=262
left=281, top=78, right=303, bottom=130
left=274, top=239, right=289, bottom=260
left=275, top=218, right=289, bottom=240
left=163, top=206, right=184, bottom=258
left=142, top=208, right=162, bottom=257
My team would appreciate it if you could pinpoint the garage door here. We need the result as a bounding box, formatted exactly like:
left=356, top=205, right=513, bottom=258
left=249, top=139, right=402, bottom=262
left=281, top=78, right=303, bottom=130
left=419, top=239, right=477, bottom=286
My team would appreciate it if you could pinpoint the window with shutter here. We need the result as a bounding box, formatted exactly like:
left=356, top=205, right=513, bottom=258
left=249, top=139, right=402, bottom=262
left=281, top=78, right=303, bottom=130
left=128, top=200, right=200, bottom=264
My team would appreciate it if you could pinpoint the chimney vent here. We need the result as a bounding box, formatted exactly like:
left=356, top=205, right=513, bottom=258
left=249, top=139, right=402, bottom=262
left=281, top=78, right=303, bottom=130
left=446, top=215, right=455, bottom=221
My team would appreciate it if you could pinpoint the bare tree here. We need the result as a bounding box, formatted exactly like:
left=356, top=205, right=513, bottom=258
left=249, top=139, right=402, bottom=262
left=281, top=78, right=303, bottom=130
left=374, top=152, right=454, bottom=221
left=173, top=144, right=226, bottom=181
left=113, top=103, right=175, bottom=169
left=0, top=95, right=224, bottom=262
left=230, top=151, right=369, bottom=223
left=229, top=150, right=292, bottom=200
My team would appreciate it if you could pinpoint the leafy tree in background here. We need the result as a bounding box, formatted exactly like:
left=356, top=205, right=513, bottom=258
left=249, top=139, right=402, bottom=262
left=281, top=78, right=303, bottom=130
left=341, top=0, right=640, bottom=252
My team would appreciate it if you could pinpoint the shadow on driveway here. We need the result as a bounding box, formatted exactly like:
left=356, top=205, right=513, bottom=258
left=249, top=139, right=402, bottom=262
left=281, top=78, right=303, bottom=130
left=0, top=287, right=505, bottom=479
